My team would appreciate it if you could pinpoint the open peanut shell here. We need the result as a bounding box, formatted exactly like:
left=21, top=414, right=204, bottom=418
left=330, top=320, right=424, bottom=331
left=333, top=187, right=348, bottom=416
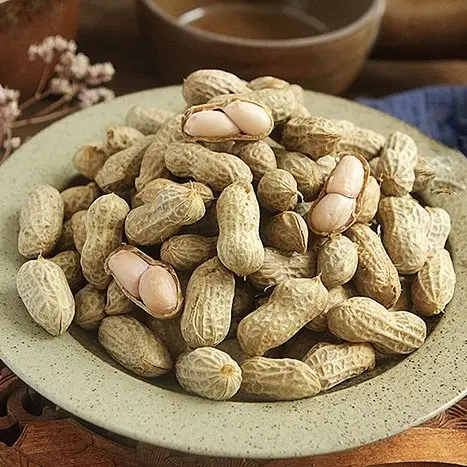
left=181, top=98, right=274, bottom=143
left=105, top=244, right=184, bottom=320
left=307, top=151, right=370, bottom=236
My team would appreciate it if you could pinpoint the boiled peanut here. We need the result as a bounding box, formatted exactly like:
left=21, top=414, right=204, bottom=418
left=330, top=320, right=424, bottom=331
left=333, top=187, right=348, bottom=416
left=98, top=315, right=172, bottom=377
left=49, top=250, right=84, bottom=292
left=378, top=196, right=430, bottom=274
left=241, top=357, right=321, bottom=400
left=347, top=223, right=401, bottom=308
left=376, top=131, right=418, bottom=196
left=181, top=257, right=235, bottom=348
left=317, top=235, right=358, bottom=288
left=180, top=201, right=219, bottom=236
left=145, top=315, right=188, bottom=358
left=413, top=156, right=436, bottom=192
left=217, top=180, right=264, bottom=276
left=160, top=234, right=217, bottom=271
left=18, top=185, right=64, bottom=258
left=237, top=276, right=328, bottom=356
left=54, top=218, right=75, bottom=253
left=17, top=257, right=75, bottom=336
left=71, top=210, right=87, bottom=254
left=80, top=194, right=129, bottom=289
left=165, top=142, right=252, bottom=192
left=303, top=342, right=376, bottom=390
left=426, top=207, right=451, bottom=253
left=231, top=140, right=277, bottom=183
left=327, top=297, right=427, bottom=354
left=96, top=135, right=155, bottom=193
left=175, top=347, right=242, bottom=400
left=274, top=148, right=324, bottom=200
left=281, top=116, right=341, bottom=158
left=125, top=183, right=205, bottom=246
left=262, top=211, right=308, bottom=254
left=61, top=182, right=100, bottom=218
left=356, top=176, right=380, bottom=223
left=182, top=69, right=249, bottom=105
left=104, top=125, right=143, bottom=155
left=257, top=169, right=299, bottom=212
left=105, top=279, right=135, bottom=315
left=106, top=245, right=183, bottom=319
left=135, top=114, right=183, bottom=191
left=125, top=105, right=175, bottom=135
left=73, top=142, right=109, bottom=179
left=247, top=247, right=317, bottom=290
left=307, top=285, right=355, bottom=332
left=74, top=284, right=106, bottom=330
left=412, top=249, right=456, bottom=316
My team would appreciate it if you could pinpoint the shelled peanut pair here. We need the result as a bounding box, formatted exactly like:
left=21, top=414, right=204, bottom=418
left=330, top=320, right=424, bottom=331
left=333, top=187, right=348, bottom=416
left=16, top=69, right=457, bottom=402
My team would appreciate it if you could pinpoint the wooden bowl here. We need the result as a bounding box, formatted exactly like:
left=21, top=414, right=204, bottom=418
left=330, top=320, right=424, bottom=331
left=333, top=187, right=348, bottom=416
left=135, top=0, right=386, bottom=94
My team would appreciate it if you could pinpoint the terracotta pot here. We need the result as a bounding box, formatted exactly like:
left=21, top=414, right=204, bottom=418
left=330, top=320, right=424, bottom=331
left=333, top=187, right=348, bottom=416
left=0, top=0, right=81, bottom=98
left=135, top=0, right=386, bottom=95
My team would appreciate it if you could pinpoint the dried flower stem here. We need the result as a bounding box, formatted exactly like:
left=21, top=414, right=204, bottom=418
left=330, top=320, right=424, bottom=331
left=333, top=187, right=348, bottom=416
left=13, top=105, right=79, bottom=127
left=36, top=94, right=71, bottom=116
left=3, top=128, right=13, bottom=160
left=20, top=63, right=53, bottom=111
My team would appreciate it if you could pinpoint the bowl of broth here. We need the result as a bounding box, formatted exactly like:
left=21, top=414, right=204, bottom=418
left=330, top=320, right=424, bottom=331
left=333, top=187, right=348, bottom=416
left=136, top=0, right=386, bottom=94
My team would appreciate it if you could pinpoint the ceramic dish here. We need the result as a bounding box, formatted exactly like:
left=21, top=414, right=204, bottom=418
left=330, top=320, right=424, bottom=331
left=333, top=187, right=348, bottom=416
left=0, top=87, right=466, bottom=459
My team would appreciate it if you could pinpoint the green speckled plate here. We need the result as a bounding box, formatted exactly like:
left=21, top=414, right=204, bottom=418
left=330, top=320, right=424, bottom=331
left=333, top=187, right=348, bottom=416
left=0, top=87, right=466, bottom=459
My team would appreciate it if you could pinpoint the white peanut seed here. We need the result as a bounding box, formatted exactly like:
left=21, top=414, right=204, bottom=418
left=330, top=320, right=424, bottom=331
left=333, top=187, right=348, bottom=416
left=223, top=101, right=272, bottom=136
left=310, top=194, right=356, bottom=234
left=184, top=110, right=240, bottom=138
left=326, top=155, right=365, bottom=198
left=107, top=249, right=148, bottom=298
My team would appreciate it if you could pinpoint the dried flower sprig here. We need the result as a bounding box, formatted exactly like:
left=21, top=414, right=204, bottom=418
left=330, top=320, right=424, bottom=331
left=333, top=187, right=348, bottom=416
left=0, top=35, right=116, bottom=164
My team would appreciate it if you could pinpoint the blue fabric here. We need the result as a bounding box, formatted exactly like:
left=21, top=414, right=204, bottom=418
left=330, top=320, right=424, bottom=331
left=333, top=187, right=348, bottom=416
left=357, top=86, right=467, bottom=155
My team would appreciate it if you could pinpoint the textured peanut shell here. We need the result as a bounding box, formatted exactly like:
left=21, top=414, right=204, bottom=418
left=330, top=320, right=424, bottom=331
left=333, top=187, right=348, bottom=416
left=17, top=258, right=75, bottom=336
left=180, top=201, right=219, bottom=237
left=104, top=125, right=143, bottom=156
left=95, top=135, right=155, bottom=193
left=105, top=245, right=183, bottom=319
left=133, top=179, right=213, bottom=209
left=356, top=176, right=381, bottom=223
left=378, top=196, right=430, bottom=275
left=73, top=142, right=109, bottom=179
left=317, top=235, right=358, bottom=288
left=61, top=182, right=100, bottom=218
left=332, top=120, right=386, bottom=160
left=231, top=141, right=277, bottom=183
left=181, top=98, right=274, bottom=142
left=165, top=142, right=252, bottom=192
left=54, top=219, right=75, bottom=253
left=274, top=148, right=324, bottom=201
left=18, top=185, right=64, bottom=258
left=145, top=315, right=188, bottom=359
left=71, top=210, right=87, bottom=254
left=245, top=87, right=298, bottom=123
left=307, top=285, right=355, bottom=332
left=247, top=247, right=317, bottom=290
left=257, top=169, right=299, bottom=212
left=390, top=277, right=412, bottom=312
left=125, top=183, right=205, bottom=246
left=241, top=357, right=321, bottom=400
left=98, top=315, right=172, bottom=377
left=217, top=180, right=264, bottom=276
left=426, top=207, right=451, bottom=253
left=263, top=211, right=308, bottom=254
left=237, top=276, right=328, bottom=356
left=347, top=223, right=401, bottom=308
left=180, top=257, right=235, bottom=348
left=307, top=152, right=370, bottom=236
left=413, top=156, right=436, bottom=192
left=49, top=250, right=84, bottom=292
left=183, top=69, right=249, bottom=105
left=248, top=76, right=290, bottom=92
left=160, top=234, right=217, bottom=271
left=377, top=131, right=418, bottom=196
left=282, top=329, right=326, bottom=360
left=303, top=342, right=376, bottom=390
left=327, top=297, right=427, bottom=354
left=135, top=115, right=183, bottom=191
left=74, top=284, right=106, bottom=330
left=216, top=338, right=249, bottom=365
left=125, top=105, right=176, bottom=135
left=80, top=194, right=129, bottom=289
left=176, top=347, right=242, bottom=401
left=281, top=116, right=342, bottom=159
left=227, top=282, right=256, bottom=338
left=105, top=279, right=135, bottom=315
left=412, top=249, right=456, bottom=316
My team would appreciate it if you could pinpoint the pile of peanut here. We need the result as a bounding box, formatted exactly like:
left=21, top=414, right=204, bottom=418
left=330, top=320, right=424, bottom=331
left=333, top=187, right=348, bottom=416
left=16, top=69, right=456, bottom=402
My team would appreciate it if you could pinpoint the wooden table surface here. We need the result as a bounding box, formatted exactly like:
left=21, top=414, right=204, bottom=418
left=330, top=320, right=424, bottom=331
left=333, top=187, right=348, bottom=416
left=1, top=1, right=466, bottom=465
